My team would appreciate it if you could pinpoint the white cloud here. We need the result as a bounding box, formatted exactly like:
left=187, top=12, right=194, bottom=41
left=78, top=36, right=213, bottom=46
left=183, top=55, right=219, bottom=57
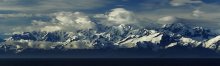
left=31, top=20, right=49, bottom=26
left=23, top=11, right=96, bottom=32
left=107, top=8, right=136, bottom=24
left=170, top=0, right=203, bottom=6
left=94, top=14, right=107, bottom=18
left=41, top=26, right=62, bottom=32
left=2, top=39, right=95, bottom=51
left=54, top=12, right=93, bottom=26
left=93, top=8, right=160, bottom=29
left=94, top=8, right=138, bottom=26
left=64, top=40, right=94, bottom=49
left=157, top=16, right=178, bottom=24
left=53, top=11, right=96, bottom=31
left=0, top=13, right=32, bottom=18
left=170, top=0, right=190, bottom=6
left=192, top=9, right=205, bottom=18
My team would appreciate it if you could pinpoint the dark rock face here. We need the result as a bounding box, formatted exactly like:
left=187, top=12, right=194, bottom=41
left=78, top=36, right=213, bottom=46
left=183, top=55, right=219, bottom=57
left=12, top=32, right=37, bottom=41
left=192, top=27, right=214, bottom=39
left=159, top=34, right=179, bottom=47
left=0, top=38, right=4, bottom=42
left=11, top=31, right=69, bottom=42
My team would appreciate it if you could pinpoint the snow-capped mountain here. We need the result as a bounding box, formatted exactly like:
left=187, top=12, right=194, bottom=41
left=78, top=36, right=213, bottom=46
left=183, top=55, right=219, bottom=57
left=0, top=17, right=220, bottom=53
left=160, top=18, right=216, bottom=41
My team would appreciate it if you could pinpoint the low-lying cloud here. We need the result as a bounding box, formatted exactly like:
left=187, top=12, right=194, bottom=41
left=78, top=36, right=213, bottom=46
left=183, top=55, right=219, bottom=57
left=94, top=8, right=137, bottom=26
left=33, top=11, right=96, bottom=32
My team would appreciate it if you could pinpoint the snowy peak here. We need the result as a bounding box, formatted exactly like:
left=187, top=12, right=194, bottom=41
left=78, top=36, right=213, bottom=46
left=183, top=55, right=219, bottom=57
left=204, top=35, right=220, bottom=50
left=118, top=30, right=161, bottom=48
left=161, top=21, right=216, bottom=40
left=162, top=22, right=189, bottom=34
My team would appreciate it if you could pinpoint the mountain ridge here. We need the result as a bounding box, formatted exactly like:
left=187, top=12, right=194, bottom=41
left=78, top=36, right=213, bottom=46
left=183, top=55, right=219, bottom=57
left=1, top=17, right=220, bottom=54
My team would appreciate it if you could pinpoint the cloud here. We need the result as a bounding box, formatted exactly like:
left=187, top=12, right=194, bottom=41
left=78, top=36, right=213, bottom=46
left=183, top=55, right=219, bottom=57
left=170, top=0, right=203, bottom=6
left=0, top=0, right=112, bottom=12
left=94, top=8, right=138, bottom=26
left=3, top=39, right=94, bottom=51
left=36, top=8, right=142, bottom=32
left=41, top=26, right=62, bottom=32
left=107, top=8, right=136, bottom=24
left=192, top=9, right=205, bottom=17
left=1, top=1, right=220, bottom=40
left=94, top=8, right=162, bottom=29
left=170, top=0, right=190, bottom=6
left=157, top=16, right=178, bottom=24
left=23, top=11, right=96, bottom=32
left=14, top=8, right=145, bottom=32
left=0, top=1, right=220, bottom=39
left=52, top=12, right=96, bottom=31
left=0, top=13, right=33, bottom=18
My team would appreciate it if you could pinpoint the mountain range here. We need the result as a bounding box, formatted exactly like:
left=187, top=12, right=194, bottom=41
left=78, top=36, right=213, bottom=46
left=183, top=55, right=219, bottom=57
left=0, top=16, right=220, bottom=55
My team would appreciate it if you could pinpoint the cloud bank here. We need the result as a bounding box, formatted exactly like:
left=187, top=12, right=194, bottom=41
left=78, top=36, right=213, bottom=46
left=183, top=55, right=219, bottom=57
left=33, top=12, right=96, bottom=32
left=0, top=0, right=220, bottom=34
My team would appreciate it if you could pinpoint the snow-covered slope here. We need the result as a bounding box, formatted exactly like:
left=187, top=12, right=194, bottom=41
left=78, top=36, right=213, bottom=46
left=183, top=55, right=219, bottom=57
left=204, top=35, right=220, bottom=50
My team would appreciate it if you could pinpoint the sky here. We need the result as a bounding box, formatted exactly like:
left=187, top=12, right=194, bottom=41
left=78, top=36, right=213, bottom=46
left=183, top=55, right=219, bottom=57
left=0, top=0, right=220, bottom=34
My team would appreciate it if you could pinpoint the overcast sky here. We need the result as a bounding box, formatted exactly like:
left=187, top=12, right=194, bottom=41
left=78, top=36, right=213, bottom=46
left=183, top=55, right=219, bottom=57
left=0, top=0, right=220, bottom=34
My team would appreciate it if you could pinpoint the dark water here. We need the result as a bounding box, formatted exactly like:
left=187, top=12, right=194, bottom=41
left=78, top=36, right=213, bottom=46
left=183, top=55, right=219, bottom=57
left=0, top=46, right=219, bottom=58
